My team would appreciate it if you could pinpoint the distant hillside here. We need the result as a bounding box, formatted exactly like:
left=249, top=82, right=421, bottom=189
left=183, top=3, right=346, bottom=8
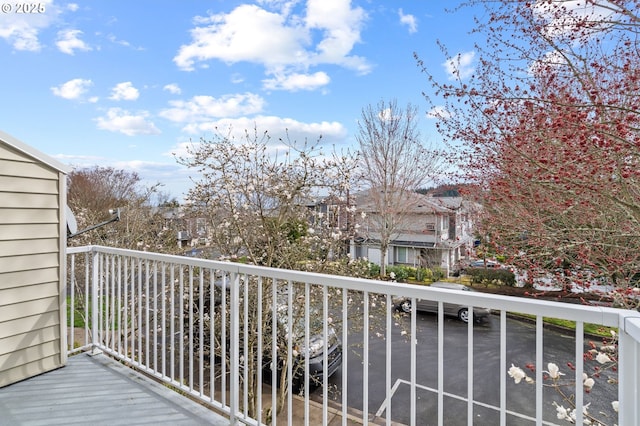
left=416, top=184, right=470, bottom=197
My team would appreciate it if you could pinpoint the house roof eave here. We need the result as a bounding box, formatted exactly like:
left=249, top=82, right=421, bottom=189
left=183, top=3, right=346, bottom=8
left=0, top=129, right=71, bottom=174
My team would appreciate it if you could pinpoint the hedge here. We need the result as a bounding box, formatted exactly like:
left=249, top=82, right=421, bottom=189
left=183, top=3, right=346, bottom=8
left=466, top=267, right=516, bottom=286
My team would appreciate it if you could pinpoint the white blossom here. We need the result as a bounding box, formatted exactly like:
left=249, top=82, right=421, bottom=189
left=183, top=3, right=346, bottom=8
left=508, top=364, right=527, bottom=384
left=596, top=352, right=612, bottom=364
left=583, top=376, right=595, bottom=391
left=554, top=402, right=570, bottom=421
left=568, top=403, right=592, bottom=424
left=546, top=363, right=564, bottom=379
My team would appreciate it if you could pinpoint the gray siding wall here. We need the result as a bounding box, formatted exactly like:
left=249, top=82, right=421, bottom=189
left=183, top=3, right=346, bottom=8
left=0, top=142, right=65, bottom=387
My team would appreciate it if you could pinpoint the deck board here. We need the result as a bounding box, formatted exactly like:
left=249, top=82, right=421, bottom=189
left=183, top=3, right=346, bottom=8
left=0, top=353, right=229, bottom=425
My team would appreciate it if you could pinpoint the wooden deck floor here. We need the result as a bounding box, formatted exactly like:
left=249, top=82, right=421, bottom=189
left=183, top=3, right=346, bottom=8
left=0, top=353, right=229, bottom=425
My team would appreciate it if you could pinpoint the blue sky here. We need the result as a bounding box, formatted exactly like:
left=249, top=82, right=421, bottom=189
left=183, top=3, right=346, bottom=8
left=0, top=1, right=478, bottom=199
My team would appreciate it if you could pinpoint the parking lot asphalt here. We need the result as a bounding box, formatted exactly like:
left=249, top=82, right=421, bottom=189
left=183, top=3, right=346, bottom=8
left=310, top=312, right=618, bottom=425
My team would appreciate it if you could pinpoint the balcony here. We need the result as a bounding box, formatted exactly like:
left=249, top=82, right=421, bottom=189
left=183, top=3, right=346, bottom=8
left=3, top=245, right=640, bottom=425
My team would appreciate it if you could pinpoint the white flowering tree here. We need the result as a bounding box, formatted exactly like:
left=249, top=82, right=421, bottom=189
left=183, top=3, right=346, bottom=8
left=176, top=128, right=388, bottom=419
left=177, top=128, right=356, bottom=268
left=508, top=331, right=619, bottom=425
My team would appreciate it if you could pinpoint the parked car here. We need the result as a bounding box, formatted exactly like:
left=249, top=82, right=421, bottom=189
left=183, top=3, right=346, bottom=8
left=396, top=282, right=492, bottom=323
left=469, top=259, right=501, bottom=268
left=211, top=276, right=342, bottom=386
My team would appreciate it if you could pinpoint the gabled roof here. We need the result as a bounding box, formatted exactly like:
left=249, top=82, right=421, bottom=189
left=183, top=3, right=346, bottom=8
left=352, top=188, right=453, bottom=214
left=0, top=129, right=70, bottom=174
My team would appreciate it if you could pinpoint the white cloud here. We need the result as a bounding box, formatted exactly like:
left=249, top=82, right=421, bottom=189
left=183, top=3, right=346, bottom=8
left=178, top=115, right=347, bottom=144
left=67, top=3, right=79, bottom=12
left=0, top=0, right=58, bottom=51
left=163, top=83, right=182, bottom=95
left=426, top=106, right=451, bottom=120
left=159, top=93, right=266, bottom=123
left=96, top=108, right=160, bottom=136
left=532, top=0, right=615, bottom=39
left=304, top=0, right=369, bottom=72
left=263, top=71, right=330, bottom=91
left=398, top=9, right=418, bottom=34
left=231, top=73, right=245, bottom=84
left=51, top=78, right=93, bottom=100
left=109, top=82, right=140, bottom=101
left=60, top=154, right=191, bottom=198
left=112, top=159, right=185, bottom=177
left=56, top=29, right=91, bottom=55
left=443, top=51, right=475, bottom=80
left=106, top=34, right=143, bottom=50
left=174, top=1, right=370, bottom=84
left=528, top=50, right=568, bottom=76
left=174, top=4, right=306, bottom=71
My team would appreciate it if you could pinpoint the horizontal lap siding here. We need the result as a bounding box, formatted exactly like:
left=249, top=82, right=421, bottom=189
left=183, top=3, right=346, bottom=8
left=0, top=142, right=64, bottom=387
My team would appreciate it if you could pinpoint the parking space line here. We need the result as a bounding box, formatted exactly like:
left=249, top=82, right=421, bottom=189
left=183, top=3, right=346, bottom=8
left=374, top=379, right=552, bottom=425
left=375, top=378, right=404, bottom=417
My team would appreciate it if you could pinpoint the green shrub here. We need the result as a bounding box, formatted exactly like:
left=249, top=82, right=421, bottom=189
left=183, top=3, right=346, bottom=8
left=297, top=258, right=377, bottom=278
left=405, top=266, right=418, bottom=280
left=415, top=267, right=432, bottom=282
left=368, top=262, right=380, bottom=277
left=466, top=267, right=516, bottom=286
left=431, top=267, right=446, bottom=281
left=387, top=265, right=411, bottom=282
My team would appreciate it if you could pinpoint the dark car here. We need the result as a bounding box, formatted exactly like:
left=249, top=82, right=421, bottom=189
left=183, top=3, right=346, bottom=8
left=212, top=277, right=342, bottom=385
left=396, top=282, right=492, bottom=323
left=282, top=311, right=342, bottom=385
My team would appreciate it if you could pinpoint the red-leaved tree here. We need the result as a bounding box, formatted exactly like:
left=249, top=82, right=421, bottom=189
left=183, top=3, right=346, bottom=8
left=418, top=0, right=640, bottom=306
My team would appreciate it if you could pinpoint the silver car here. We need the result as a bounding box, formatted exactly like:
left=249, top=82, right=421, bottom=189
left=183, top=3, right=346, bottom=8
left=396, top=282, right=492, bottom=323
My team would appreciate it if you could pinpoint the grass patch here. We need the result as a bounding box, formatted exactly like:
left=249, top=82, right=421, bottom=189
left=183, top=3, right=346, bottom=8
left=66, top=296, right=119, bottom=329
left=510, top=312, right=615, bottom=338
left=66, top=296, right=87, bottom=328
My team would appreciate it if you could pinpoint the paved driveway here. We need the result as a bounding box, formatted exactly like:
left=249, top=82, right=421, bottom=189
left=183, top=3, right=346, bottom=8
left=313, top=312, right=618, bottom=425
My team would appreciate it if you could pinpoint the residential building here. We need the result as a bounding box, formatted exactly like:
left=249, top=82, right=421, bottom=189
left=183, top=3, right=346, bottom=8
left=351, top=189, right=479, bottom=275
left=0, top=130, right=69, bottom=387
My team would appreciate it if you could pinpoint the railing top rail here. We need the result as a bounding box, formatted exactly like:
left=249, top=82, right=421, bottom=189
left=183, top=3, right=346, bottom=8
left=67, top=245, right=640, bottom=328
left=625, top=316, right=640, bottom=342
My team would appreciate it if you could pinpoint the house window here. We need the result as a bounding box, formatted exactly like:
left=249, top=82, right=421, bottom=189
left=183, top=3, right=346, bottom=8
left=395, top=246, right=408, bottom=263
left=425, top=223, right=436, bottom=231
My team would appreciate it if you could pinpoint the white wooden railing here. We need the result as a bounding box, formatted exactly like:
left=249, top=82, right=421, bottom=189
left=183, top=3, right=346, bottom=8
left=66, top=245, right=640, bottom=426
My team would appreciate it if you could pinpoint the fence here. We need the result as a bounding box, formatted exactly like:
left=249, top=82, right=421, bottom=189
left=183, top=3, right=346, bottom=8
left=66, top=245, right=640, bottom=425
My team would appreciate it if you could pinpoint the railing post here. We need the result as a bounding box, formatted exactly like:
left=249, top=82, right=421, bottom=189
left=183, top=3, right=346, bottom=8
left=618, top=314, right=640, bottom=426
left=229, top=271, right=240, bottom=424
left=89, top=248, right=102, bottom=356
